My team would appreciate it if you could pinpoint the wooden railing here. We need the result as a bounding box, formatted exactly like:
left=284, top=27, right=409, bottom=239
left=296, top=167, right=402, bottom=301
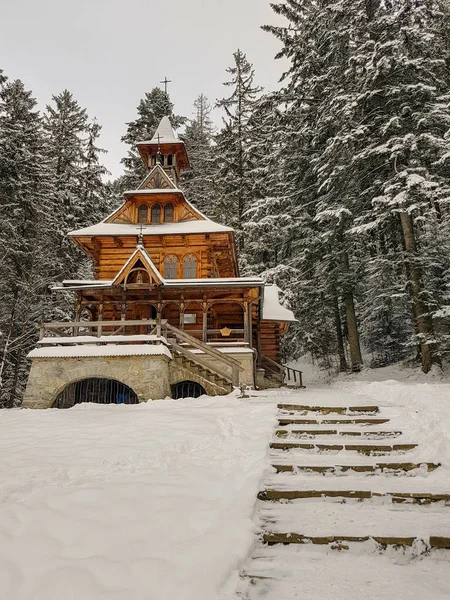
left=260, top=355, right=305, bottom=388
left=284, top=366, right=305, bottom=388
left=38, top=319, right=166, bottom=340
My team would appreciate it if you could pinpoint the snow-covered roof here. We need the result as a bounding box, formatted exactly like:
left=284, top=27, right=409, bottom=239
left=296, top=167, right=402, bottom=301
left=68, top=220, right=233, bottom=237
left=137, top=116, right=181, bottom=146
left=55, top=275, right=263, bottom=291
left=28, top=345, right=172, bottom=360
left=124, top=189, right=183, bottom=196
left=37, top=335, right=168, bottom=345
left=262, top=285, right=297, bottom=322
left=164, top=277, right=263, bottom=288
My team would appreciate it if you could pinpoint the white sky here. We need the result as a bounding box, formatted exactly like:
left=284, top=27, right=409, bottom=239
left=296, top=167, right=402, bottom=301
left=2, top=0, right=287, bottom=179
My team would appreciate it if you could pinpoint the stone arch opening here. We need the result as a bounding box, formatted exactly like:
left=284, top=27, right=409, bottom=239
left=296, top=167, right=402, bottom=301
left=53, top=378, right=139, bottom=409
left=171, top=381, right=206, bottom=399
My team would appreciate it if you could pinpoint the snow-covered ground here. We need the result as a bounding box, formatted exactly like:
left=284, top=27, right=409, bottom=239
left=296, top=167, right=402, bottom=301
left=0, top=395, right=275, bottom=600
left=1, top=366, right=450, bottom=599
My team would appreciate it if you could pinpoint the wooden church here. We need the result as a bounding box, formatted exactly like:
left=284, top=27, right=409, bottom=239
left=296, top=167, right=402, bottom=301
left=23, top=116, right=297, bottom=408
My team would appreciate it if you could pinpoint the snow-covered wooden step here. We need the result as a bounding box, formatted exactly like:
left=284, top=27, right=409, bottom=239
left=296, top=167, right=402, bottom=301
left=270, top=441, right=417, bottom=454
left=278, top=417, right=390, bottom=425
left=278, top=404, right=380, bottom=415
left=272, top=462, right=440, bottom=474
left=259, top=500, right=450, bottom=546
left=259, top=490, right=450, bottom=504
left=262, top=470, right=449, bottom=497
left=275, top=429, right=402, bottom=439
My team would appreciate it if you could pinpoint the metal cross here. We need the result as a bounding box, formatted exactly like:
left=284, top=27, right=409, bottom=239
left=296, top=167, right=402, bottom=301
left=160, top=77, right=172, bottom=94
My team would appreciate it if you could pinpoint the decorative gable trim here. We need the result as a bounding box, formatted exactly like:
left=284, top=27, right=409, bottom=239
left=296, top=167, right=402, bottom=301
left=138, top=164, right=176, bottom=191
left=112, top=246, right=165, bottom=288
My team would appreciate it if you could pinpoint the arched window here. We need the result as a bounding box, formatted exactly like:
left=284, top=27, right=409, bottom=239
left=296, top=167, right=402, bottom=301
left=183, top=254, right=197, bottom=279
left=151, top=203, right=161, bottom=223
left=164, top=203, right=174, bottom=223
left=167, top=154, right=173, bottom=166
left=164, top=255, right=178, bottom=279
left=138, top=204, right=148, bottom=224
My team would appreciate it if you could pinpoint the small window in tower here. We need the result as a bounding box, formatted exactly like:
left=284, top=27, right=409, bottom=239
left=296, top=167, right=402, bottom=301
left=167, top=154, right=173, bottom=166
left=151, top=203, right=161, bottom=223
left=151, top=155, right=157, bottom=166
left=164, top=203, right=174, bottom=223
left=164, top=255, right=178, bottom=279
left=183, top=254, right=197, bottom=279
left=138, top=204, right=148, bottom=224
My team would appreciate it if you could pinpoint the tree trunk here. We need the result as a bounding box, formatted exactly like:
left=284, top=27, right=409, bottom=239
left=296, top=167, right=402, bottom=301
left=333, top=292, right=348, bottom=371
left=343, top=291, right=363, bottom=371
left=399, top=212, right=440, bottom=373
left=341, top=252, right=363, bottom=371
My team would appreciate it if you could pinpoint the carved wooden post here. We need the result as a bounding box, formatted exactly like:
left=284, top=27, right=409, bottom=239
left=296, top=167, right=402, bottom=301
left=243, top=301, right=249, bottom=343
left=157, top=290, right=162, bottom=338
left=202, top=299, right=208, bottom=343
left=97, top=296, right=104, bottom=338
left=179, top=297, right=185, bottom=330
left=74, top=293, right=82, bottom=337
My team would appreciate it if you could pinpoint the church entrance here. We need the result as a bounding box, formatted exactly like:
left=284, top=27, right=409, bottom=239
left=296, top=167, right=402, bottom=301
left=53, top=378, right=139, bottom=408
left=171, top=381, right=206, bottom=399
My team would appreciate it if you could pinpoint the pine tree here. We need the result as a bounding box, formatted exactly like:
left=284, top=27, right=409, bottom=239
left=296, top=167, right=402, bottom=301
left=121, top=88, right=185, bottom=189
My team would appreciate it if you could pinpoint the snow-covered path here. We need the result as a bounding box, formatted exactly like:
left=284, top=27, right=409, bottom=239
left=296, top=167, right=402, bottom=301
left=0, top=396, right=275, bottom=600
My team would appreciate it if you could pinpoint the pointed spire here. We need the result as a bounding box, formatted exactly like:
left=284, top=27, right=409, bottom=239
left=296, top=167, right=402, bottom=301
left=150, top=116, right=178, bottom=144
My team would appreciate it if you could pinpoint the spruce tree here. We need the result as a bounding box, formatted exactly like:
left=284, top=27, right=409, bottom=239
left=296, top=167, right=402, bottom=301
left=44, top=90, right=109, bottom=282
left=181, top=94, right=215, bottom=216
left=214, top=50, right=262, bottom=252
left=0, top=76, right=55, bottom=406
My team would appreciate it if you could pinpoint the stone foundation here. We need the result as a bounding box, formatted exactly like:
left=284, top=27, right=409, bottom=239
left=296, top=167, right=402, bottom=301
left=23, top=347, right=257, bottom=409
left=23, top=355, right=171, bottom=409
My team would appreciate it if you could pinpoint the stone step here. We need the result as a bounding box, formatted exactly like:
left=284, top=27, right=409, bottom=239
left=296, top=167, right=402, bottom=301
left=263, top=532, right=450, bottom=548
left=272, top=462, right=440, bottom=474
left=278, top=404, right=380, bottom=415
left=258, top=489, right=450, bottom=504
left=278, top=417, right=390, bottom=425
left=275, top=429, right=402, bottom=438
left=270, top=442, right=417, bottom=454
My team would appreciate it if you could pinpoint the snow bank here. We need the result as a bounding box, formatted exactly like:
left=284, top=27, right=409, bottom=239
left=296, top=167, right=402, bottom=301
left=0, top=396, right=276, bottom=600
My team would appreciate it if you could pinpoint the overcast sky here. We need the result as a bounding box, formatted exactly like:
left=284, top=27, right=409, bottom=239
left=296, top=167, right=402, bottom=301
left=2, top=0, right=286, bottom=179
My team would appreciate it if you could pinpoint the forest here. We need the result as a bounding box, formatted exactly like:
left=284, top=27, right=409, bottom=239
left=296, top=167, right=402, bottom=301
left=1, top=0, right=450, bottom=407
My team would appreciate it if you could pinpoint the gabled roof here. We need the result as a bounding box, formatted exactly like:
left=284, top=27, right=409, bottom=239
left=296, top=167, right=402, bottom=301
left=112, top=245, right=165, bottom=287
left=137, top=164, right=177, bottom=191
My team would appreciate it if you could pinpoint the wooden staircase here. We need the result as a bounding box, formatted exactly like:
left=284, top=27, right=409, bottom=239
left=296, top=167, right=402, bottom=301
left=164, top=323, right=243, bottom=395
